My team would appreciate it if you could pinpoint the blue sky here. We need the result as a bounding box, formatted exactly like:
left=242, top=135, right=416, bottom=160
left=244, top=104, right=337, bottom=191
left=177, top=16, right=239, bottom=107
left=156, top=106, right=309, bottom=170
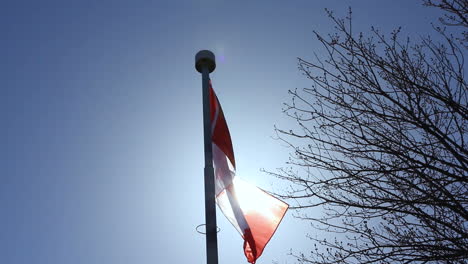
left=1, top=1, right=443, bottom=264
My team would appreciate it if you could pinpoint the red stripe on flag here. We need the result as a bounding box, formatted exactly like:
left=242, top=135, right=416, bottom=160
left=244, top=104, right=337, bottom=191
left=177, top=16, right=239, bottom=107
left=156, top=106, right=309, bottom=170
left=209, top=83, right=236, bottom=169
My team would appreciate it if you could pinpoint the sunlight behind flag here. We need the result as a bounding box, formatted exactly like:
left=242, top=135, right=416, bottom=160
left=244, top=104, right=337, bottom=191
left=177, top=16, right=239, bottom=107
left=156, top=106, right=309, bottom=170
left=210, top=82, right=288, bottom=263
left=233, top=178, right=280, bottom=221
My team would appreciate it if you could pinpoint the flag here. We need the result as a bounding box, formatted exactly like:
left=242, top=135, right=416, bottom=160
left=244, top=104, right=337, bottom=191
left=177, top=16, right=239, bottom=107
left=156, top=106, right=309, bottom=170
left=209, top=81, right=288, bottom=264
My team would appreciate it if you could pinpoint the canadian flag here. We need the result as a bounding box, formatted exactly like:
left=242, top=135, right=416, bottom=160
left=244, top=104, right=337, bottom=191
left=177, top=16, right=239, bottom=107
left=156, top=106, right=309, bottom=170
left=209, top=82, right=288, bottom=263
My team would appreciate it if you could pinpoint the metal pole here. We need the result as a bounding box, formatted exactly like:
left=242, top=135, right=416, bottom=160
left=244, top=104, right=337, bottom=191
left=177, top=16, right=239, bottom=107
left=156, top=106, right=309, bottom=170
left=195, top=50, right=218, bottom=264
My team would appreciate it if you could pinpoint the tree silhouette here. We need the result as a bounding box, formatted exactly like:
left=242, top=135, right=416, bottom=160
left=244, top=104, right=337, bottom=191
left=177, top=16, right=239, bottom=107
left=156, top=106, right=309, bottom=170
left=270, top=2, right=467, bottom=263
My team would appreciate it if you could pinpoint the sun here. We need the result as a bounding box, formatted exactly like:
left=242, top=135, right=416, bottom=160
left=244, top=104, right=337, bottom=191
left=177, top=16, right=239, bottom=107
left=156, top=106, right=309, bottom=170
left=232, top=177, right=277, bottom=221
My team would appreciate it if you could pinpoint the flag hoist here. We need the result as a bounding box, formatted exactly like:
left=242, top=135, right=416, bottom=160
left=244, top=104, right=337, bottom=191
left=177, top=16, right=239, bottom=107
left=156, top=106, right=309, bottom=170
left=195, top=50, right=288, bottom=264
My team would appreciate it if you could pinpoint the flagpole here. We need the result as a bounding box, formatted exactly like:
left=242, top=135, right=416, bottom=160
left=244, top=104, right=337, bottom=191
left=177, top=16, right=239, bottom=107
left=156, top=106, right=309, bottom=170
left=195, top=50, right=218, bottom=264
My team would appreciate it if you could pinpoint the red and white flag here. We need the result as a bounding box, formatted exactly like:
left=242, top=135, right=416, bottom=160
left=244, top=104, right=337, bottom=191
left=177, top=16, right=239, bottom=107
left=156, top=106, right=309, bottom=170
left=209, top=81, right=288, bottom=264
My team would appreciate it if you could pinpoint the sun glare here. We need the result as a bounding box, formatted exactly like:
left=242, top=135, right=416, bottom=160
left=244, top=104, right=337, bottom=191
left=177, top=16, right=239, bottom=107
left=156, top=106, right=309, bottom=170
left=232, top=177, right=277, bottom=221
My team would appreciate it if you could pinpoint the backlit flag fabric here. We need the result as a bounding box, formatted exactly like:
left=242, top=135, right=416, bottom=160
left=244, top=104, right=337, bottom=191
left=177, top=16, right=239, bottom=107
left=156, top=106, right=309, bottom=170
left=209, top=82, right=289, bottom=264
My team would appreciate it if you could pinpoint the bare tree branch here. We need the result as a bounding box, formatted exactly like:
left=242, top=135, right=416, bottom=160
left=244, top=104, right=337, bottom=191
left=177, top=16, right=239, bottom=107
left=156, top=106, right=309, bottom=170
left=269, top=4, right=468, bottom=264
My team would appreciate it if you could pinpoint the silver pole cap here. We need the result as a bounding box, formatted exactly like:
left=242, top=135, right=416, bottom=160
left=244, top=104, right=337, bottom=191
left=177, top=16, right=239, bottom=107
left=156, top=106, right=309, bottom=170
left=195, top=50, right=216, bottom=73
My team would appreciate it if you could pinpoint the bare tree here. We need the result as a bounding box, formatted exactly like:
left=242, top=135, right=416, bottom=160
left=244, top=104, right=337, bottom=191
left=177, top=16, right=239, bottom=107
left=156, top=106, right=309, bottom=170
left=424, top=0, right=468, bottom=44
left=270, top=3, right=468, bottom=264
left=424, top=0, right=468, bottom=27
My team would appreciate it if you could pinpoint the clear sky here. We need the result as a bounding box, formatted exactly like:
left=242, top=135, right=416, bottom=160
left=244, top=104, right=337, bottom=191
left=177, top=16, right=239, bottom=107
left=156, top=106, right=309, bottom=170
left=1, top=1, right=442, bottom=264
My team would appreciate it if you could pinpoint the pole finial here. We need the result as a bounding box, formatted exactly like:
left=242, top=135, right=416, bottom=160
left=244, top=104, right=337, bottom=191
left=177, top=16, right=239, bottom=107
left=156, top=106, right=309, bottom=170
left=195, top=50, right=216, bottom=73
